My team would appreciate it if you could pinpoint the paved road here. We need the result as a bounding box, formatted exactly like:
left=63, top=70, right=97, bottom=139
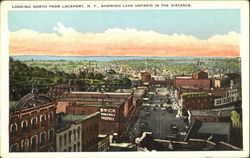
left=125, top=86, right=188, bottom=142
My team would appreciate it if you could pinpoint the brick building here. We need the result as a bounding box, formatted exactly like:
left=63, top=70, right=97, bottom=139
left=141, top=72, right=151, bottom=84
left=9, top=92, right=56, bottom=152
left=47, top=80, right=82, bottom=99
left=174, top=71, right=232, bottom=90
left=189, top=109, right=232, bottom=122
left=55, top=113, right=82, bottom=152
left=55, top=112, right=100, bottom=152
left=179, top=92, right=214, bottom=115
left=56, top=92, right=134, bottom=140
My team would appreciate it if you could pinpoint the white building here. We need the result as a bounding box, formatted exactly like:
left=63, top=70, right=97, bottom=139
left=56, top=114, right=83, bottom=152
left=214, top=89, right=241, bottom=106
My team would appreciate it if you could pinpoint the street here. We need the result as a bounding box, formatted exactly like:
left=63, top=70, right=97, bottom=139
left=125, top=86, right=188, bottom=143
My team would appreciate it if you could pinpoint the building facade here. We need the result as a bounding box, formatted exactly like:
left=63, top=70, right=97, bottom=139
left=56, top=114, right=82, bottom=152
left=214, top=89, right=241, bottom=106
left=179, top=92, right=214, bottom=115
left=55, top=112, right=100, bottom=152
left=9, top=93, right=56, bottom=152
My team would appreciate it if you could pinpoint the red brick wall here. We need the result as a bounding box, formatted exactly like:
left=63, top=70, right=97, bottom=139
left=192, top=72, right=208, bottom=79
left=56, top=101, right=69, bottom=113
left=191, top=116, right=219, bottom=122
left=66, top=106, right=99, bottom=115
left=182, top=95, right=214, bottom=110
left=81, top=113, right=100, bottom=151
left=175, top=79, right=212, bottom=89
left=9, top=103, right=56, bottom=152
left=99, top=120, right=119, bottom=136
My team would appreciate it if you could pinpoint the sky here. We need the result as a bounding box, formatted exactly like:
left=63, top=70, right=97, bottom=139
left=8, top=9, right=241, bottom=57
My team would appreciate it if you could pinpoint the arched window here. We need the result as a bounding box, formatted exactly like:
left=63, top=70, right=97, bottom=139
left=10, top=143, right=18, bottom=152
left=73, top=129, right=76, bottom=141
left=21, top=139, right=29, bottom=152
left=21, top=120, right=28, bottom=132
left=10, top=123, right=17, bottom=136
left=68, top=131, right=72, bottom=143
left=40, top=114, right=46, bottom=127
left=40, top=132, right=46, bottom=146
left=49, top=112, right=53, bottom=122
left=77, top=127, right=80, bottom=139
left=59, top=135, right=62, bottom=148
left=49, top=129, right=54, bottom=143
left=64, top=133, right=67, bottom=146
left=31, top=117, right=37, bottom=130
left=31, top=135, right=37, bottom=152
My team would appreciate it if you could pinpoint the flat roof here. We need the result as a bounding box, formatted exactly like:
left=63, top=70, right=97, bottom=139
left=76, top=103, right=120, bottom=107
left=190, top=109, right=231, bottom=117
left=198, top=122, right=231, bottom=135
left=56, top=112, right=100, bottom=132
left=62, top=112, right=100, bottom=123
left=58, top=97, right=128, bottom=102
left=182, top=92, right=208, bottom=96
left=70, top=91, right=132, bottom=95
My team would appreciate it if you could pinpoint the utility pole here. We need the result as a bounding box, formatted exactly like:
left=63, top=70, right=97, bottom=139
left=146, top=57, right=148, bottom=72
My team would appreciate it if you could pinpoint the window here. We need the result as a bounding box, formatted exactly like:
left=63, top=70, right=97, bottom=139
left=49, top=130, right=54, bottom=143
left=21, top=139, right=29, bottom=152
left=10, top=123, right=17, bottom=136
left=21, top=120, right=28, bottom=132
left=73, top=144, right=76, bottom=152
left=40, top=115, right=46, bottom=127
left=68, top=131, right=72, bottom=143
left=73, top=129, right=76, bottom=141
left=64, top=133, right=67, bottom=146
left=68, top=146, right=72, bottom=152
left=31, top=117, right=37, bottom=130
left=40, top=132, right=46, bottom=146
left=63, top=149, right=67, bottom=152
left=49, top=112, right=53, bottom=122
left=77, top=127, right=80, bottom=139
left=59, top=136, right=62, bottom=148
left=10, top=143, right=18, bottom=152
left=31, top=136, right=37, bottom=152
left=77, top=142, right=80, bottom=151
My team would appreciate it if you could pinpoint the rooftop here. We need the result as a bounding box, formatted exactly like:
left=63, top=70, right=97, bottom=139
left=190, top=109, right=232, bottom=117
left=76, top=102, right=121, bottom=107
left=56, top=112, right=100, bottom=132
left=182, top=92, right=208, bottom=97
left=198, top=122, right=231, bottom=135
left=70, top=91, right=132, bottom=95
left=185, top=120, right=231, bottom=142
left=59, top=97, right=128, bottom=103
left=11, top=93, right=54, bottom=112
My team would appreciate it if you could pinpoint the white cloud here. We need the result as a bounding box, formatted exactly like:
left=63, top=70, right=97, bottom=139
left=10, top=23, right=240, bottom=57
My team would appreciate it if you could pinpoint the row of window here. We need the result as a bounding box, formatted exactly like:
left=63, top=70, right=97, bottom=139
left=10, top=112, right=54, bottom=136
left=185, top=98, right=212, bottom=104
left=59, top=127, right=81, bottom=148
left=62, top=142, right=81, bottom=152
left=227, top=90, right=238, bottom=96
left=10, top=129, right=54, bottom=152
left=215, top=97, right=237, bottom=105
